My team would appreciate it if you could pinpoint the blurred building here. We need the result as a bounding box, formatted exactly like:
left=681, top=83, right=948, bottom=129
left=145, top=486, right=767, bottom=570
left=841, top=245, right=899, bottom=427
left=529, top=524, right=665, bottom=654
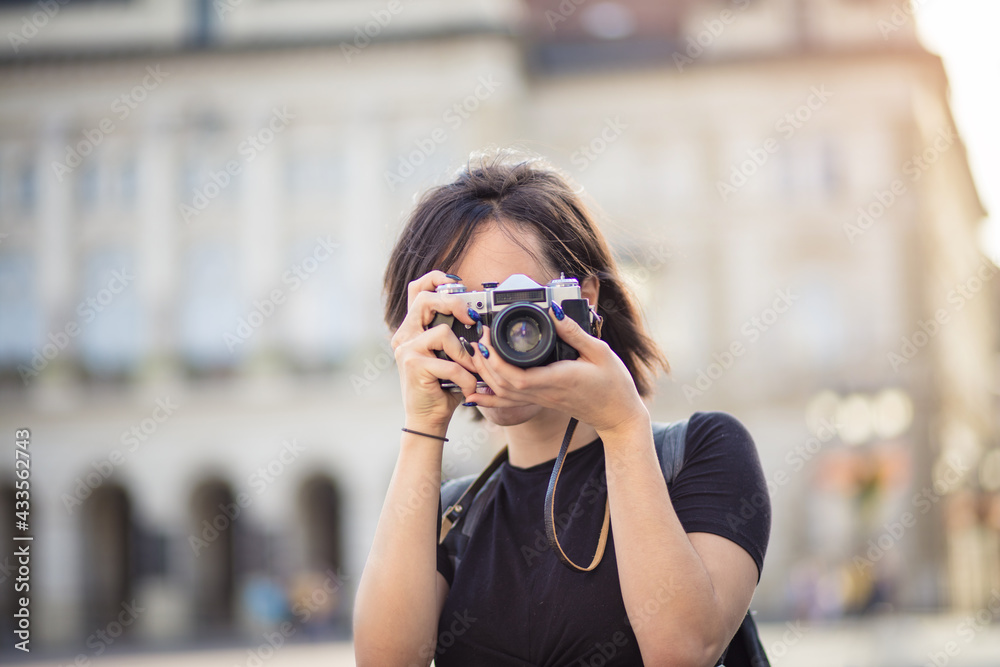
left=0, top=0, right=996, bottom=655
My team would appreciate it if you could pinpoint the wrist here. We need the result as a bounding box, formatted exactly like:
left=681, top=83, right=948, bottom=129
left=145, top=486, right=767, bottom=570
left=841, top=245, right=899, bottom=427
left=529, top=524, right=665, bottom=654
left=402, top=419, right=450, bottom=439
left=596, top=405, right=651, bottom=444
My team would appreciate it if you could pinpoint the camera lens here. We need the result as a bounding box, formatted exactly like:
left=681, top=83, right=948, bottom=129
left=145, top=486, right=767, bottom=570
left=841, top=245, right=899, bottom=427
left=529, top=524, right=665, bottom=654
left=507, top=318, right=542, bottom=354
left=492, top=303, right=555, bottom=368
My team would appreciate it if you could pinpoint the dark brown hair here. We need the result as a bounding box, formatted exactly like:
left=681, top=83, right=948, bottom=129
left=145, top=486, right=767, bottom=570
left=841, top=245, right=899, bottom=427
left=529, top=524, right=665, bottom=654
left=382, top=149, right=669, bottom=397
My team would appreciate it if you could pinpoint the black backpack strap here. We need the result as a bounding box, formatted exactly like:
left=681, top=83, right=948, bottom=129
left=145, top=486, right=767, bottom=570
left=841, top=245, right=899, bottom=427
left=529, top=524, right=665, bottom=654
left=653, top=419, right=689, bottom=485
left=439, top=446, right=508, bottom=544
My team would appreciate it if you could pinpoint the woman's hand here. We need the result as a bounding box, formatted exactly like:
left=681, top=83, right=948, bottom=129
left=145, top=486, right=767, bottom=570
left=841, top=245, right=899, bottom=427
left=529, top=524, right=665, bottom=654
left=464, top=304, right=650, bottom=439
left=390, top=270, right=482, bottom=432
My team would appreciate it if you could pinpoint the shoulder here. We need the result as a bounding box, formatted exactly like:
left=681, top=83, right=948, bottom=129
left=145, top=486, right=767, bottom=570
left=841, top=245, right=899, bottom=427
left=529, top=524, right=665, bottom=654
left=669, top=411, right=771, bottom=578
left=686, top=411, right=755, bottom=445
left=674, top=411, right=766, bottom=489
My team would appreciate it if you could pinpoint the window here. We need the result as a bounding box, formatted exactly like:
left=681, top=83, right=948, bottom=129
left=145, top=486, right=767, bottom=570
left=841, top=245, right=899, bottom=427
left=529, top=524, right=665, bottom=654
left=78, top=248, right=143, bottom=376
left=0, top=252, right=41, bottom=369
left=178, top=241, right=242, bottom=370
left=280, top=236, right=355, bottom=368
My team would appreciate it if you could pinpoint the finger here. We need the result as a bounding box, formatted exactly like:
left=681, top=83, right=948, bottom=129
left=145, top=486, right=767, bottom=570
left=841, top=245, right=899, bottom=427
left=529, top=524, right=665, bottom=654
left=413, top=357, right=480, bottom=398
left=405, top=270, right=461, bottom=311
left=411, top=291, right=478, bottom=329
left=461, top=390, right=535, bottom=410
left=469, top=326, right=536, bottom=400
left=393, top=291, right=477, bottom=348
left=419, top=323, right=478, bottom=374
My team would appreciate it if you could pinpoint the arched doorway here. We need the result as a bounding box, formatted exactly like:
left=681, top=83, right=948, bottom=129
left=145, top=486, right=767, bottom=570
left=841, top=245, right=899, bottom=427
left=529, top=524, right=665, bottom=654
left=299, top=475, right=343, bottom=573
left=189, top=478, right=237, bottom=636
left=291, top=475, right=345, bottom=633
left=81, top=484, right=133, bottom=632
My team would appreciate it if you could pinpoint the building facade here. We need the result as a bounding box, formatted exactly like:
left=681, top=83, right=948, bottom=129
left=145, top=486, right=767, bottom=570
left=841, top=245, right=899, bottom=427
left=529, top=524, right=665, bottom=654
left=0, top=0, right=995, bottom=654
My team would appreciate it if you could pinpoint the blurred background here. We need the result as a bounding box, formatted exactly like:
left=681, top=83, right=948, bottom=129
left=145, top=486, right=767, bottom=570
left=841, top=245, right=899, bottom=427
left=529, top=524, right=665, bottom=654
left=0, top=0, right=997, bottom=665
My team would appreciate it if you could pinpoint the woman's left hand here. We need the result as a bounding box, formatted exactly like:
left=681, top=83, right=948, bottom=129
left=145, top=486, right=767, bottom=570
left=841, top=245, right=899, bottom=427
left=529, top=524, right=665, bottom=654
left=463, top=305, right=650, bottom=437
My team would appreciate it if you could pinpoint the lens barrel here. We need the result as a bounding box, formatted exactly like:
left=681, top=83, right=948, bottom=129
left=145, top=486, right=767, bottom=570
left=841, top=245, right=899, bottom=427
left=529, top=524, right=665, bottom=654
left=492, top=302, right=555, bottom=368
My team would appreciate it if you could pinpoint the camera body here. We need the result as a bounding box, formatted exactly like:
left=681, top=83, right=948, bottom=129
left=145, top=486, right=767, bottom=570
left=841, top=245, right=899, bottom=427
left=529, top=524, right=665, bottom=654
left=430, top=274, right=597, bottom=386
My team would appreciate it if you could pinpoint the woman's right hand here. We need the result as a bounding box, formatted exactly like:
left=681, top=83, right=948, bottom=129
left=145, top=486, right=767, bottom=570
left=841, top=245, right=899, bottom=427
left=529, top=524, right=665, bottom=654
left=390, top=270, right=481, bottom=432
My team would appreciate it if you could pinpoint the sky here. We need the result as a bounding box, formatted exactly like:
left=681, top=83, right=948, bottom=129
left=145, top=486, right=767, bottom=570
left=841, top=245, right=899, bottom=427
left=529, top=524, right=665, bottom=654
left=916, top=0, right=1000, bottom=263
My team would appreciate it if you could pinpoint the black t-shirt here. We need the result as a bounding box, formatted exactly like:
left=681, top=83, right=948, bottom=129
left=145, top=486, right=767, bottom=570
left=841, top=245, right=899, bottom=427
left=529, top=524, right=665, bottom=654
left=435, top=411, right=771, bottom=666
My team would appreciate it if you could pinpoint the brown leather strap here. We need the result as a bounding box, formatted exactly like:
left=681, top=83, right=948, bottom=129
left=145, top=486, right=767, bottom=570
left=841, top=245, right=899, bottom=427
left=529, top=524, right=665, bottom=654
left=543, top=417, right=610, bottom=572
left=439, top=446, right=509, bottom=544
left=439, top=417, right=610, bottom=572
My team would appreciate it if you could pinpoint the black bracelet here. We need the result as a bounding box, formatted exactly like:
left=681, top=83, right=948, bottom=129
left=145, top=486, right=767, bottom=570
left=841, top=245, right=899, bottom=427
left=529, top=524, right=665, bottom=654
left=401, top=427, right=449, bottom=442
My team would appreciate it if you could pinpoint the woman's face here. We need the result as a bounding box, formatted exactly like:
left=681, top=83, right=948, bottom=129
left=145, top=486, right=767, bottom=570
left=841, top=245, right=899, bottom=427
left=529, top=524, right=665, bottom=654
left=447, top=223, right=597, bottom=427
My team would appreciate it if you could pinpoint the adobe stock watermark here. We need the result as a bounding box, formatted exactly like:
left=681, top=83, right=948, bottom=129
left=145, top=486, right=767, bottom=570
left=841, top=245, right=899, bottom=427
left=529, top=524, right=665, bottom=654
left=682, top=288, right=798, bottom=402
left=235, top=622, right=297, bottom=667
left=769, top=621, right=807, bottom=659
left=723, top=421, right=841, bottom=535
left=843, top=125, right=957, bottom=243
left=520, top=474, right=606, bottom=566
left=61, top=397, right=180, bottom=515
left=599, top=242, right=685, bottom=317
left=7, top=0, right=70, bottom=55
left=672, top=0, right=751, bottom=72
left=853, top=452, right=969, bottom=574
left=412, top=609, right=477, bottom=667
left=886, top=256, right=997, bottom=371
left=922, top=589, right=1000, bottom=667
left=576, top=629, right=632, bottom=666
left=543, top=0, right=589, bottom=31
left=290, top=567, right=351, bottom=624
left=350, top=337, right=395, bottom=394
left=877, top=0, right=933, bottom=41
left=624, top=576, right=679, bottom=635
left=51, top=66, right=170, bottom=182
left=17, top=267, right=135, bottom=384
left=716, top=84, right=834, bottom=202
left=384, top=76, right=502, bottom=192
left=56, top=599, right=146, bottom=666
left=223, top=235, right=339, bottom=352
left=571, top=116, right=628, bottom=172
left=188, top=438, right=306, bottom=556
left=340, top=0, right=405, bottom=62
left=179, top=106, right=295, bottom=223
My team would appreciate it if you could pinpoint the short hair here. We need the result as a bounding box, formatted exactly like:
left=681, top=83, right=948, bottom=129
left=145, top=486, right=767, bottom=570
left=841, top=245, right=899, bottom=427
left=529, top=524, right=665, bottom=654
left=382, top=149, right=669, bottom=398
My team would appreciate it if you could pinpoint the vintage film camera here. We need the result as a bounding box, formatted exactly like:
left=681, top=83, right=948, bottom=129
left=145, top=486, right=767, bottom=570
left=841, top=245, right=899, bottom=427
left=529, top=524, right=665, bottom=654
left=429, top=273, right=599, bottom=389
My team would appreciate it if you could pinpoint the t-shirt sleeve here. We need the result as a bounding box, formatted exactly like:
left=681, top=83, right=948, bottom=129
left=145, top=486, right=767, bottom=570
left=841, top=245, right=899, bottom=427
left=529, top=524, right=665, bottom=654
left=667, top=411, right=771, bottom=581
left=437, top=494, right=456, bottom=587
left=437, top=539, right=455, bottom=587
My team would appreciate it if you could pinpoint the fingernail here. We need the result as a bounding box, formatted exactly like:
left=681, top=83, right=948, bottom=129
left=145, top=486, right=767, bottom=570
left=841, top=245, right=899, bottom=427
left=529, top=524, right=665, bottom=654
left=459, top=336, right=475, bottom=357
left=467, top=308, right=482, bottom=323
left=462, top=401, right=477, bottom=407
left=476, top=321, right=483, bottom=338
left=551, top=301, right=565, bottom=320
left=477, top=343, right=490, bottom=358
left=445, top=274, right=462, bottom=281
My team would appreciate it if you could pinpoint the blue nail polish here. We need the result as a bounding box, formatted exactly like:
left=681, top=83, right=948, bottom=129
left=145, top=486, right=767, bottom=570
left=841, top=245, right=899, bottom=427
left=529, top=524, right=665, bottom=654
left=446, top=274, right=462, bottom=281
left=459, top=337, right=475, bottom=357
left=467, top=308, right=482, bottom=323
left=462, top=401, right=476, bottom=407
left=476, top=321, right=483, bottom=338
left=551, top=301, right=565, bottom=320
left=477, top=343, right=490, bottom=358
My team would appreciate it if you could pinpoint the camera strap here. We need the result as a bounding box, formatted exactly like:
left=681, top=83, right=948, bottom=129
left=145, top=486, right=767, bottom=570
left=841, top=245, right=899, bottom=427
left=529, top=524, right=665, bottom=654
left=439, top=417, right=610, bottom=572
left=543, top=417, right=611, bottom=572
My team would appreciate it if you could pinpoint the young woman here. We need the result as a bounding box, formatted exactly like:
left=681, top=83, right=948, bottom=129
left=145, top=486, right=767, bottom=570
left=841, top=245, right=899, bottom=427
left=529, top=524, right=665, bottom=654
left=354, top=150, right=771, bottom=666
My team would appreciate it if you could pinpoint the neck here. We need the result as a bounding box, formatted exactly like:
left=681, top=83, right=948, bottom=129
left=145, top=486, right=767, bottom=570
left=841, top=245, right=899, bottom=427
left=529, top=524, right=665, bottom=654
left=503, top=409, right=600, bottom=468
